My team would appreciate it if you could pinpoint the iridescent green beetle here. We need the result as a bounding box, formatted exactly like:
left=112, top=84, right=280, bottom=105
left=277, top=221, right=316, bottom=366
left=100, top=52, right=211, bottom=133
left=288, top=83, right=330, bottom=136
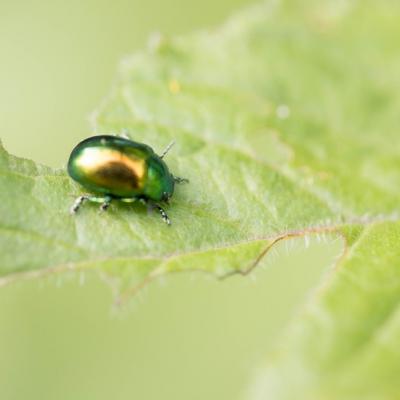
left=67, top=134, right=188, bottom=225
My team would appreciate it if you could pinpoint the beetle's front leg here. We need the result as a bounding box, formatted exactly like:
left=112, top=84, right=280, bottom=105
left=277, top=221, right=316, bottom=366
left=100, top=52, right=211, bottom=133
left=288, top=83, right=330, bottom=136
left=140, top=198, right=171, bottom=225
left=153, top=203, right=171, bottom=225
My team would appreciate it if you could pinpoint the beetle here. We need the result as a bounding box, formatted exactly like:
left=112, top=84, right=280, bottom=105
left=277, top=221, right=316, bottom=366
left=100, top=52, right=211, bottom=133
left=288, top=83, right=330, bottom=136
left=67, top=134, right=188, bottom=225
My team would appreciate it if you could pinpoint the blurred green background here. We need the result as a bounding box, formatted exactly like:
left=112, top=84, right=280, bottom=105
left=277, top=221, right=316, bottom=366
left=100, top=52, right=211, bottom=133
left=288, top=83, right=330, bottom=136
left=0, top=1, right=342, bottom=399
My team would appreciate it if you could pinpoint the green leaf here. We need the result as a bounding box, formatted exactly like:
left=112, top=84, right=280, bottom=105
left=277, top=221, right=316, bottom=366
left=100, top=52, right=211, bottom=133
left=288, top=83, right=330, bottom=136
left=250, top=222, right=400, bottom=399
left=1, top=0, right=400, bottom=395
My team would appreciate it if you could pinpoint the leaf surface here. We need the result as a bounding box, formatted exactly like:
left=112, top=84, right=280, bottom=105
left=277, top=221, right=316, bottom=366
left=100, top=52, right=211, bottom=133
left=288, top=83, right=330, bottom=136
left=1, top=1, right=400, bottom=395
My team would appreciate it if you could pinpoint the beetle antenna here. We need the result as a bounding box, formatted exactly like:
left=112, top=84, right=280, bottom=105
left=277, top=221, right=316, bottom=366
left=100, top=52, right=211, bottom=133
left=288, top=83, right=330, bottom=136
left=160, top=140, right=175, bottom=159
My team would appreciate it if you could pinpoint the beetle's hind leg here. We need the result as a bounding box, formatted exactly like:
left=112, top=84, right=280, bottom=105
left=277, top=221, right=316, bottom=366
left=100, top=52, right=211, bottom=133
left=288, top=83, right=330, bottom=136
left=70, top=195, right=112, bottom=214
left=173, top=175, right=189, bottom=184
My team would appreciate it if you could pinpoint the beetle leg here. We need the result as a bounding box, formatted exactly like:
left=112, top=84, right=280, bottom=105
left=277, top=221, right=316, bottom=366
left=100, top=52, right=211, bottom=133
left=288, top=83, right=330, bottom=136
left=140, top=198, right=171, bottom=225
left=120, top=197, right=138, bottom=204
left=99, top=196, right=112, bottom=212
left=70, top=195, right=90, bottom=214
left=173, top=175, right=189, bottom=184
left=70, top=195, right=112, bottom=214
left=153, top=203, right=171, bottom=225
